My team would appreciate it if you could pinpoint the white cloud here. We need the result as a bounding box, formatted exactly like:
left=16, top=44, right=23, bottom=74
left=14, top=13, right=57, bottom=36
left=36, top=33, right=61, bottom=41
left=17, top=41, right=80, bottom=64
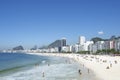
left=98, top=31, right=104, bottom=35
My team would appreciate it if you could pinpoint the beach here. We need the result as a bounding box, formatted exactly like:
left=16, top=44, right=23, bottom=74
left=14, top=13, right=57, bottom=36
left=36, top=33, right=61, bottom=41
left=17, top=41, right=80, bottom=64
left=0, top=52, right=98, bottom=80
left=28, top=53, right=120, bottom=80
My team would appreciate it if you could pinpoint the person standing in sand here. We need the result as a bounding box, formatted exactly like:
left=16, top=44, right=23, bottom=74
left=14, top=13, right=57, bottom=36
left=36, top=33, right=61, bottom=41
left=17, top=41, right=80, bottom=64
left=88, top=69, right=90, bottom=74
left=42, top=72, right=45, bottom=77
left=83, top=64, right=84, bottom=67
left=115, top=60, right=117, bottom=64
left=78, top=69, right=82, bottom=75
left=109, top=61, right=112, bottom=67
left=48, top=63, right=50, bottom=66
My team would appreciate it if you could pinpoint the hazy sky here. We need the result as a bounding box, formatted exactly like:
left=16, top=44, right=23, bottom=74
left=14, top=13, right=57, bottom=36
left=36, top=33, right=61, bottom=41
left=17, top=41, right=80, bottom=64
left=0, top=0, right=120, bottom=49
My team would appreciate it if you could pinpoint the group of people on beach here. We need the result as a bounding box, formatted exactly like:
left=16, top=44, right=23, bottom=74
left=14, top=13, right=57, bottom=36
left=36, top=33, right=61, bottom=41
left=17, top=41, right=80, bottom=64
left=34, top=54, right=119, bottom=79
left=79, top=55, right=118, bottom=70
left=32, top=53, right=120, bottom=80
left=106, top=60, right=118, bottom=69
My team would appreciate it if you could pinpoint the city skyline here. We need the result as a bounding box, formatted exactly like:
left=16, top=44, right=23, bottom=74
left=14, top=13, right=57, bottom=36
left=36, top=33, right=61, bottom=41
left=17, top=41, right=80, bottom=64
left=0, top=0, right=120, bottom=49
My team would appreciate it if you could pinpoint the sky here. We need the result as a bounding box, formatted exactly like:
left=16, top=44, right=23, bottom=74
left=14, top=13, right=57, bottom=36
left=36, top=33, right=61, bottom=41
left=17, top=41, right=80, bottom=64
left=0, top=0, right=120, bottom=49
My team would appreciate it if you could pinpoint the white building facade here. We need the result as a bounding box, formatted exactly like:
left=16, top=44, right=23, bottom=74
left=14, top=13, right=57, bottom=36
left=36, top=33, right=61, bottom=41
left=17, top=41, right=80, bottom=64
left=79, top=36, right=86, bottom=45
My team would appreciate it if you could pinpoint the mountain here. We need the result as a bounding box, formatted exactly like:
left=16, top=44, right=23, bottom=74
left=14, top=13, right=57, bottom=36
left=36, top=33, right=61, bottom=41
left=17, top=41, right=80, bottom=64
left=91, top=36, right=120, bottom=43
left=91, top=37, right=104, bottom=43
left=39, top=45, right=48, bottom=49
left=13, top=45, right=24, bottom=50
left=48, top=40, right=62, bottom=48
left=110, top=35, right=117, bottom=40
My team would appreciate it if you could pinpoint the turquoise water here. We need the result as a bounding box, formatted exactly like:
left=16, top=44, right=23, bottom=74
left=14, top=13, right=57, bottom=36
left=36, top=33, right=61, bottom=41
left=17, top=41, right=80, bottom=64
left=0, top=53, right=49, bottom=73
left=0, top=53, right=98, bottom=80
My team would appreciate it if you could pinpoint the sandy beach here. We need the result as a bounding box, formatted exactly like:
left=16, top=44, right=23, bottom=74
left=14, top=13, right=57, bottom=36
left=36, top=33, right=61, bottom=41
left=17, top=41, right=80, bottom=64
left=28, top=53, right=120, bottom=80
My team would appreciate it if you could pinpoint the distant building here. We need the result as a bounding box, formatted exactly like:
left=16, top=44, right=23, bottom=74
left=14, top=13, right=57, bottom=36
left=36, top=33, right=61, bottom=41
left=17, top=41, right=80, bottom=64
left=49, top=47, right=59, bottom=53
left=83, top=41, right=94, bottom=51
left=109, top=41, right=115, bottom=49
left=74, top=44, right=79, bottom=52
left=115, top=38, right=120, bottom=51
left=79, top=36, right=86, bottom=45
left=92, top=44, right=98, bottom=53
left=97, top=41, right=105, bottom=50
left=69, top=36, right=93, bottom=53
left=61, top=46, right=69, bottom=52
left=104, top=41, right=113, bottom=50
left=61, top=38, right=66, bottom=46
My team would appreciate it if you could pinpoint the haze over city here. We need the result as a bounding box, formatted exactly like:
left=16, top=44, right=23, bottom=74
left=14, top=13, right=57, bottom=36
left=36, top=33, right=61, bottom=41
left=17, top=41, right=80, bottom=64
left=0, top=0, right=120, bottom=49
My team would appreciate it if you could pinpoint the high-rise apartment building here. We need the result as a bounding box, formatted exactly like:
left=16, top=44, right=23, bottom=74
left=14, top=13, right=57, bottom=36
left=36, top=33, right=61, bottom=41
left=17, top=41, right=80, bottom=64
left=61, top=38, right=66, bottom=46
left=79, top=36, right=86, bottom=45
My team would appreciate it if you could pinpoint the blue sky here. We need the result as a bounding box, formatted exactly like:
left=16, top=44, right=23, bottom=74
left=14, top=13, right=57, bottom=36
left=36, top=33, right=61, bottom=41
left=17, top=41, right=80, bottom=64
left=0, top=0, right=120, bottom=49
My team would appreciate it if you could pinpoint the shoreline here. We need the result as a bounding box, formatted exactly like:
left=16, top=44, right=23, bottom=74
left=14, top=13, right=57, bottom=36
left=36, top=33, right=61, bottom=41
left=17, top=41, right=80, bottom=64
left=27, top=53, right=120, bottom=80
left=1, top=53, right=97, bottom=80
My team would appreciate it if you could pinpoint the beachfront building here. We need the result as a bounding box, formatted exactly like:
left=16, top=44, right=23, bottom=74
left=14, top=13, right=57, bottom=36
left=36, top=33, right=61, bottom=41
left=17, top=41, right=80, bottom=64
left=88, top=44, right=95, bottom=54
left=71, top=36, right=94, bottom=53
left=83, top=41, right=94, bottom=51
left=115, top=38, right=120, bottom=51
left=109, top=41, right=115, bottom=49
left=49, top=47, right=59, bottom=53
left=61, top=38, right=66, bottom=46
left=69, top=45, right=74, bottom=52
left=88, top=39, right=120, bottom=54
left=102, top=40, right=116, bottom=51
left=79, top=36, right=86, bottom=45
left=61, top=46, right=70, bottom=52
left=70, top=44, right=81, bottom=53
left=61, top=45, right=74, bottom=53
left=117, top=39, right=120, bottom=51
left=88, top=41, right=105, bottom=53
left=97, top=41, right=105, bottom=50
left=73, top=44, right=79, bottom=52
left=22, top=36, right=120, bottom=54
left=72, top=36, right=86, bottom=53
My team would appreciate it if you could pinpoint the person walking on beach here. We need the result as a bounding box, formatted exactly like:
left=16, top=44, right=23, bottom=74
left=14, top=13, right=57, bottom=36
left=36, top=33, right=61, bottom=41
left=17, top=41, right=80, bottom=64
left=48, top=63, right=50, bottom=66
left=78, top=69, right=82, bottom=75
left=83, top=64, right=84, bottom=68
left=115, top=60, right=117, bottom=64
left=110, top=63, right=112, bottom=67
left=88, top=69, right=89, bottom=74
left=109, top=61, right=112, bottom=67
left=42, top=72, right=45, bottom=77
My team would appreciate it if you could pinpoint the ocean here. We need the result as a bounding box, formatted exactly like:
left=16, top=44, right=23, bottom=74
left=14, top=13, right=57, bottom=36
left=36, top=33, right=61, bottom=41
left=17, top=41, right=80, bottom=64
left=0, top=53, right=98, bottom=80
